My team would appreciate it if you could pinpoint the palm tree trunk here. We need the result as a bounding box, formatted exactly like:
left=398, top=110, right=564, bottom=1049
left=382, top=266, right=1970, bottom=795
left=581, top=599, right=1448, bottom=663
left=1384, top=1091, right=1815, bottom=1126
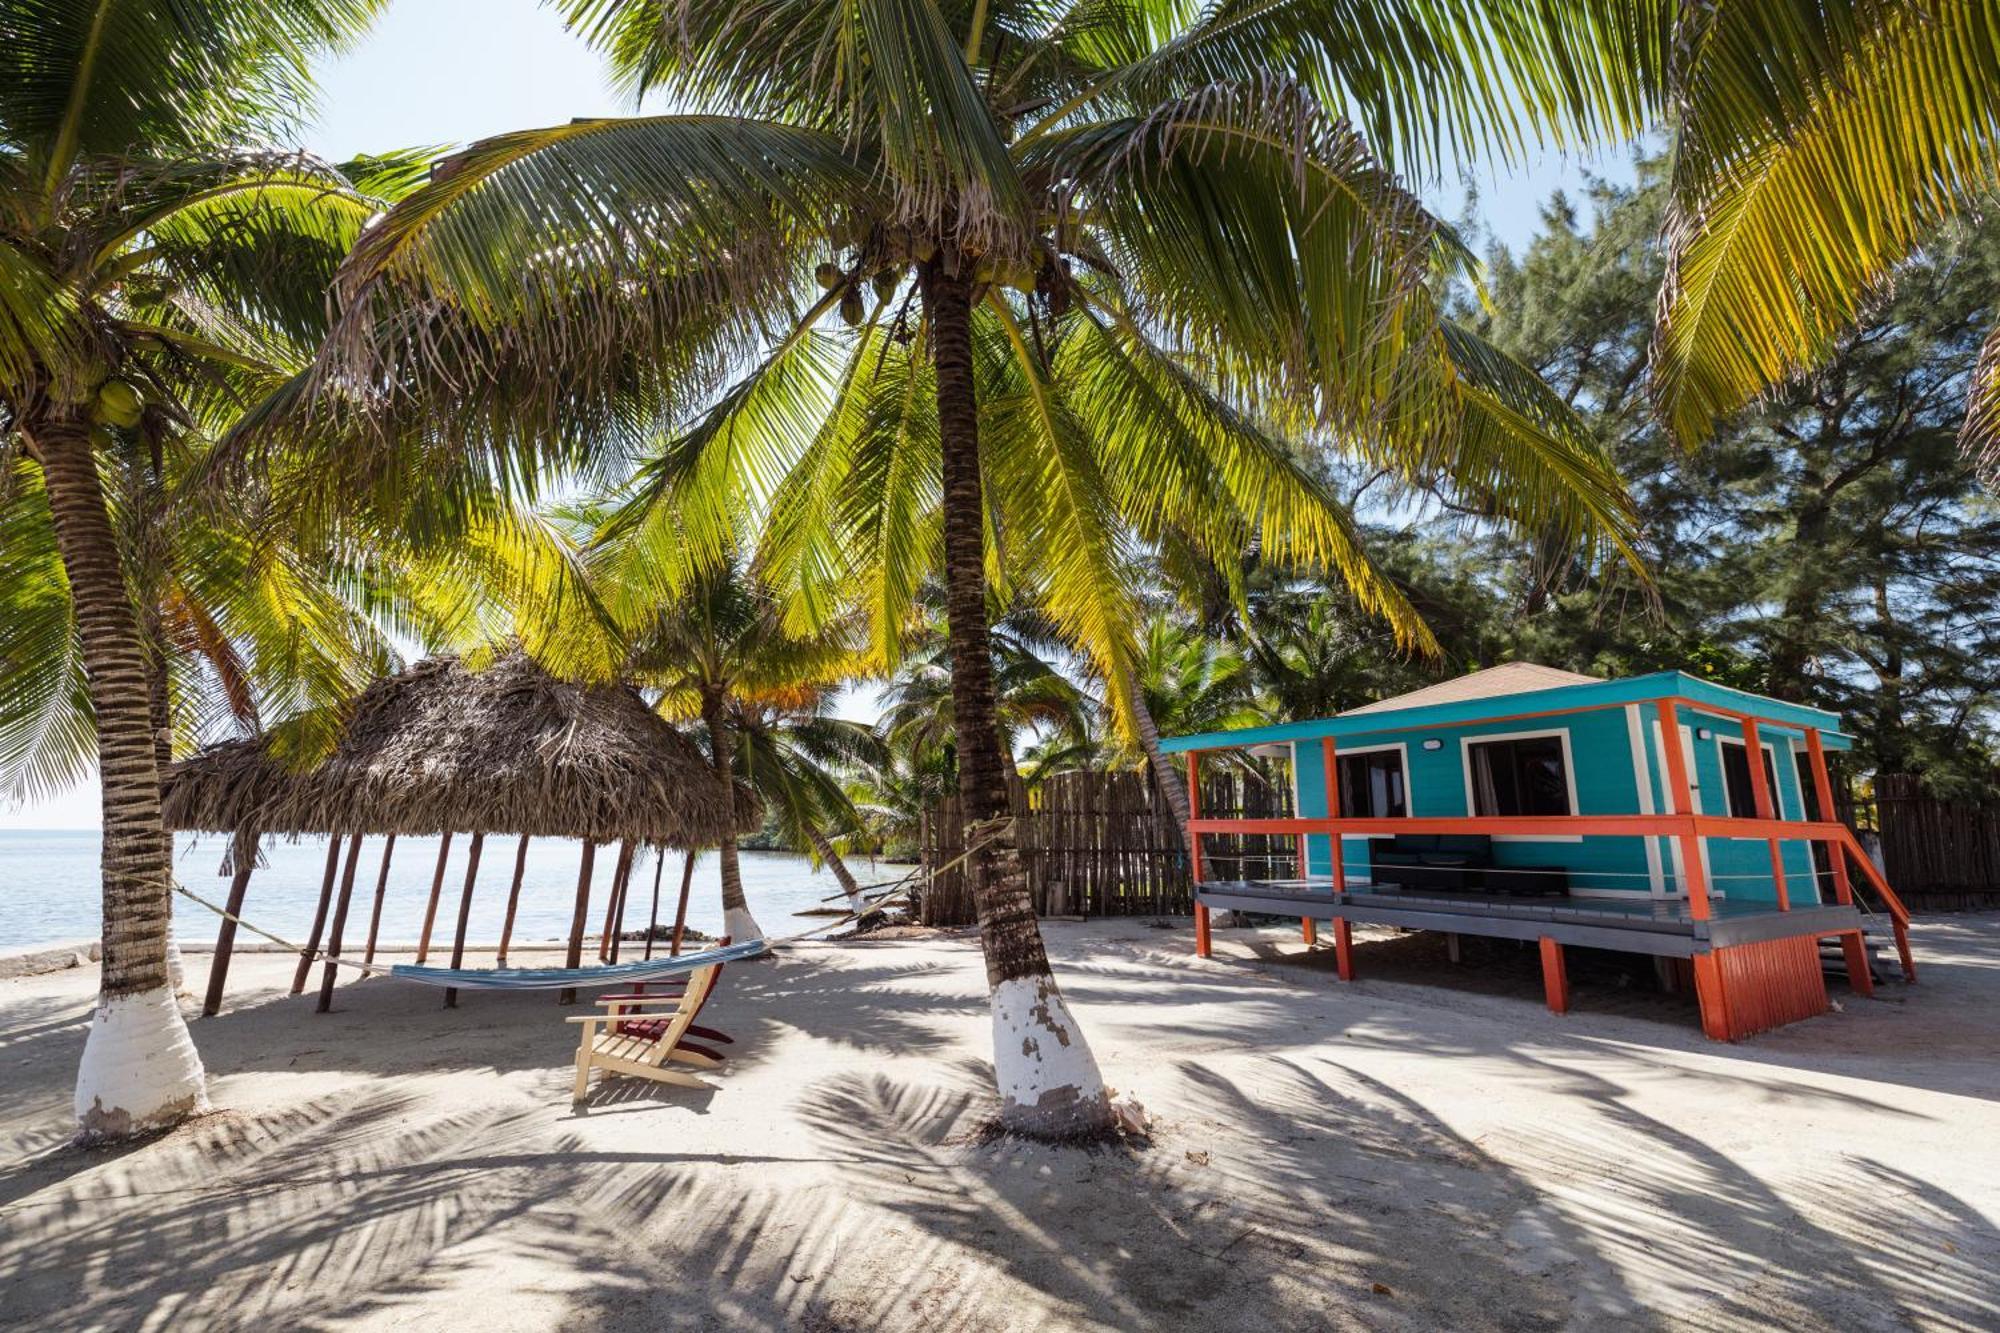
left=1119, top=663, right=1192, bottom=827
left=1115, top=664, right=1230, bottom=925
left=28, top=413, right=205, bottom=1140
left=806, top=824, right=864, bottom=908
left=922, top=259, right=1113, bottom=1139
left=143, top=628, right=189, bottom=995
left=702, top=690, right=762, bottom=942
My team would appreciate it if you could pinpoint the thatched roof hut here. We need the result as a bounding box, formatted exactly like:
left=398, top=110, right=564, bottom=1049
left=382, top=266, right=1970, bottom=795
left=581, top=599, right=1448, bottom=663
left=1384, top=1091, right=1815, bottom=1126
left=164, top=650, right=761, bottom=846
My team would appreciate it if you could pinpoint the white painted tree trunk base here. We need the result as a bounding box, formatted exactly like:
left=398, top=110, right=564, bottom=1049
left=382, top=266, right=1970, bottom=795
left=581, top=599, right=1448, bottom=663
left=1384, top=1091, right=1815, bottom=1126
left=990, top=973, right=1115, bottom=1137
left=723, top=906, right=764, bottom=944
left=74, top=985, right=208, bottom=1142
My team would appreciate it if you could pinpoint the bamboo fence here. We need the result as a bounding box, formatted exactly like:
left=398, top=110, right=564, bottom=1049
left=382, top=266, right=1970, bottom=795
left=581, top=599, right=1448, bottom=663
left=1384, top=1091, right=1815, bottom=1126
left=915, top=765, right=1296, bottom=926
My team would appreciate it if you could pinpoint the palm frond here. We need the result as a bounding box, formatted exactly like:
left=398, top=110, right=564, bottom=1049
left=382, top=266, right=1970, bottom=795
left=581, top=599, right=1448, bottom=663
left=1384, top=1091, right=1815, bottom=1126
left=1652, top=2, right=2000, bottom=445
left=2, top=0, right=385, bottom=178
left=319, top=115, right=883, bottom=452
left=1022, top=0, right=1670, bottom=179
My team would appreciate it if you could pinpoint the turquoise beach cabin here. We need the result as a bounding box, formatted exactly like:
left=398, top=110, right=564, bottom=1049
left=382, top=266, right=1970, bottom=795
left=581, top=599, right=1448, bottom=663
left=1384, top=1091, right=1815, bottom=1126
left=1161, top=663, right=1916, bottom=1041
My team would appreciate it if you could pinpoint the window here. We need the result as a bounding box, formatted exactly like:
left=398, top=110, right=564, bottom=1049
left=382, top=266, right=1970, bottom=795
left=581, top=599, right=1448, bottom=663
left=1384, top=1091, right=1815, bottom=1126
left=1720, top=740, right=1781, bottom=819
left=1338, top=750, right=1407, bottom=819
left=1467, top=736, right=1572, bottom=817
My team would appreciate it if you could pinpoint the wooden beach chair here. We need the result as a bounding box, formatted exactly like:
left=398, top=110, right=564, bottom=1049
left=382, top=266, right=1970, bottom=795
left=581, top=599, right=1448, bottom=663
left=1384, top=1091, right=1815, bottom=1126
left=568, top=959, right=730, bottom=1102
left=600, top=936, right=736, bottom=1053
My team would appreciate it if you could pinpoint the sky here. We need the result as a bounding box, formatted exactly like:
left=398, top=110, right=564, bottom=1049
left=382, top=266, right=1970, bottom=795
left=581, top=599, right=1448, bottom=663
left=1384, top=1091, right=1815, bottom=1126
left=4, top=0, right=1634, bottom=830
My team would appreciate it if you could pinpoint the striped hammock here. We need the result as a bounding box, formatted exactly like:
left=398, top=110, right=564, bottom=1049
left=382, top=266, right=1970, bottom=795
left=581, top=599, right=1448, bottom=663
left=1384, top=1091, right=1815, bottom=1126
left=384, top=938, right=769, bottom=990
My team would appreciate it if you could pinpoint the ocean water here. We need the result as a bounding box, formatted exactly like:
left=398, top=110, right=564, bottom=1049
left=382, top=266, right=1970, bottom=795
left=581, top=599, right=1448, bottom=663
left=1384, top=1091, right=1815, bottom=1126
left=0, top=830, right=870, bottom=953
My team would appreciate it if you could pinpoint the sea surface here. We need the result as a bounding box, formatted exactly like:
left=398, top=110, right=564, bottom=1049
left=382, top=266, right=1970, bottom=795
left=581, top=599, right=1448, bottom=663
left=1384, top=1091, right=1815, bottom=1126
left=0, top=830, right=869, bottom=952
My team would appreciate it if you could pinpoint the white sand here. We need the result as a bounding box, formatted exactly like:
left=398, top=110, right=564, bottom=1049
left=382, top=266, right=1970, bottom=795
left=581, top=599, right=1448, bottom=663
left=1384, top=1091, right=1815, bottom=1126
left=2, top=916, right=1998, bottom=1331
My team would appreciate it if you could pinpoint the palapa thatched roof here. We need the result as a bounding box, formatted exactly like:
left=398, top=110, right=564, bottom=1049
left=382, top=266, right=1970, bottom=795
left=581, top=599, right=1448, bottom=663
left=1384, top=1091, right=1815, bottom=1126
left=163, top=652, right=762, bottom=847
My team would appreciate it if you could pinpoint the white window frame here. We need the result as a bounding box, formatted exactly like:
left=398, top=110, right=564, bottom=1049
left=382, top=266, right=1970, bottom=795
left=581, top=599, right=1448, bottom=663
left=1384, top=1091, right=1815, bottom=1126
left=1327, top=742, right=1412, bottom=862
left=1460, top=727, right=1582, bottom=841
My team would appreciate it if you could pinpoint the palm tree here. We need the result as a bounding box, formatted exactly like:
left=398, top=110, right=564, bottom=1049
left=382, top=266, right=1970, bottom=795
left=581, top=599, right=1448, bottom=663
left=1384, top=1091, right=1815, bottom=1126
left=1116, top=614, right=1262, bottom=761
left=609, top=556, right=864, bottom=941
left=1, top=0, right=392, bottom=1139
left=877, top=609, right=1094, bottom=783
left=314, top=2, right=1643, bottom=1137
left=730, top=693, right=889, bottom=909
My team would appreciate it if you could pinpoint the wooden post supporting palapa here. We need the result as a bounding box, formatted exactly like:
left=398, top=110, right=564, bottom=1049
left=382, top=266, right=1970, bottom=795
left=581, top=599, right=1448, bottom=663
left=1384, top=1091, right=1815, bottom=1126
left=362, top=833, right=397, bottom=965
left=560, top=840, right=597, bottom=1004
left=292, top=834, right=344, bottom=994
left=669, top=850, right=696, bottom=956
left=643, top=846, right=667, bottom=959
left=445, top=831, right=485, bottom=1008
left=416, top=831, right=453, bottom=963
left=202, top=828, right=259, bottom=1017
left=317, top=834, right=367, bottom=1013
left=599, top=839, right=634, bottom=961
left=608, top=839, right=637, bottom=962
left=497, top=834, right=530, bottom=966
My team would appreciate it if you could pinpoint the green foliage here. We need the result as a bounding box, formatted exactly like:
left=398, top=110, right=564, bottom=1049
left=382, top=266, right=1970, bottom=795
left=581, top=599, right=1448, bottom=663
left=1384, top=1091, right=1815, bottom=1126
left=0, top=1, right=453, bottom=799
left=1451, top=166, right=2000, bottom=795
left=314, top=0, right=1647, bottom=756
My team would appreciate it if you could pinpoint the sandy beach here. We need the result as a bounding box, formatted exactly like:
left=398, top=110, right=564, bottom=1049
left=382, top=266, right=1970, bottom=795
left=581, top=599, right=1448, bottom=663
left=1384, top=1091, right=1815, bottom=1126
left=3, top=916, right=1998, bottom=1331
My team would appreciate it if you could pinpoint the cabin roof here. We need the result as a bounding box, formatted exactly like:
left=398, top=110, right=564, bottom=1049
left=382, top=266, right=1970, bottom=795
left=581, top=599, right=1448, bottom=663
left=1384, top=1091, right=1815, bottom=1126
left=1159, top=667, right=1852, bottom=754
left=1339, top=662, right=1602, bottom=715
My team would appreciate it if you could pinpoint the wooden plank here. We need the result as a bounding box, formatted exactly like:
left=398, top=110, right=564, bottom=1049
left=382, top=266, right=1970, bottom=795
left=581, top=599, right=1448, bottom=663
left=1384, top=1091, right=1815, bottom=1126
left=1840, top=930, right=1875, bottom=998
left=1741, top=719, right=1790, bottom=910
left=1655, top=698, right=1712, bottom=920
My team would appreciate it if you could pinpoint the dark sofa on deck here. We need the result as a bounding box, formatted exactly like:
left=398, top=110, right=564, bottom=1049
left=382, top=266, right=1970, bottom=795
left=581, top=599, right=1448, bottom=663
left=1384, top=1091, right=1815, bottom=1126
left=1366, top=834, right=1569, bottom=897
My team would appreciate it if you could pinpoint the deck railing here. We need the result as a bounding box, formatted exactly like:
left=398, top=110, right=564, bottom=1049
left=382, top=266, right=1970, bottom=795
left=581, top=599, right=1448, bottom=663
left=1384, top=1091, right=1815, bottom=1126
left=1181, top=695, right=1915, bottom=980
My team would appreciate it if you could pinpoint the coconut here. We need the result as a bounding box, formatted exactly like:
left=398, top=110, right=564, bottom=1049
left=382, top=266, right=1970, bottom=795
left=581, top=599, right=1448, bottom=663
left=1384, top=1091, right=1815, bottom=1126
left=96, top=379, right=144, bottom=429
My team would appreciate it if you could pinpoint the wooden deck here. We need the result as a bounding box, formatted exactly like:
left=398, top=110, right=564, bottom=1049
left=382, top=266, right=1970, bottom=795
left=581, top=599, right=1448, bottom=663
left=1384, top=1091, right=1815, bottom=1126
left=1194, top=878, right=1887, bottom=1041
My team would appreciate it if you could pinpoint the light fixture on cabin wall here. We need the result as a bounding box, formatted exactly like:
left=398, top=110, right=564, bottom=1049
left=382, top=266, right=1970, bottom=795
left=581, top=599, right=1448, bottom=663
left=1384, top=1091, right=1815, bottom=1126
left=1695, top=727, right=1714, bottom=741
left=1421, top=738, right=1444, bottom=751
